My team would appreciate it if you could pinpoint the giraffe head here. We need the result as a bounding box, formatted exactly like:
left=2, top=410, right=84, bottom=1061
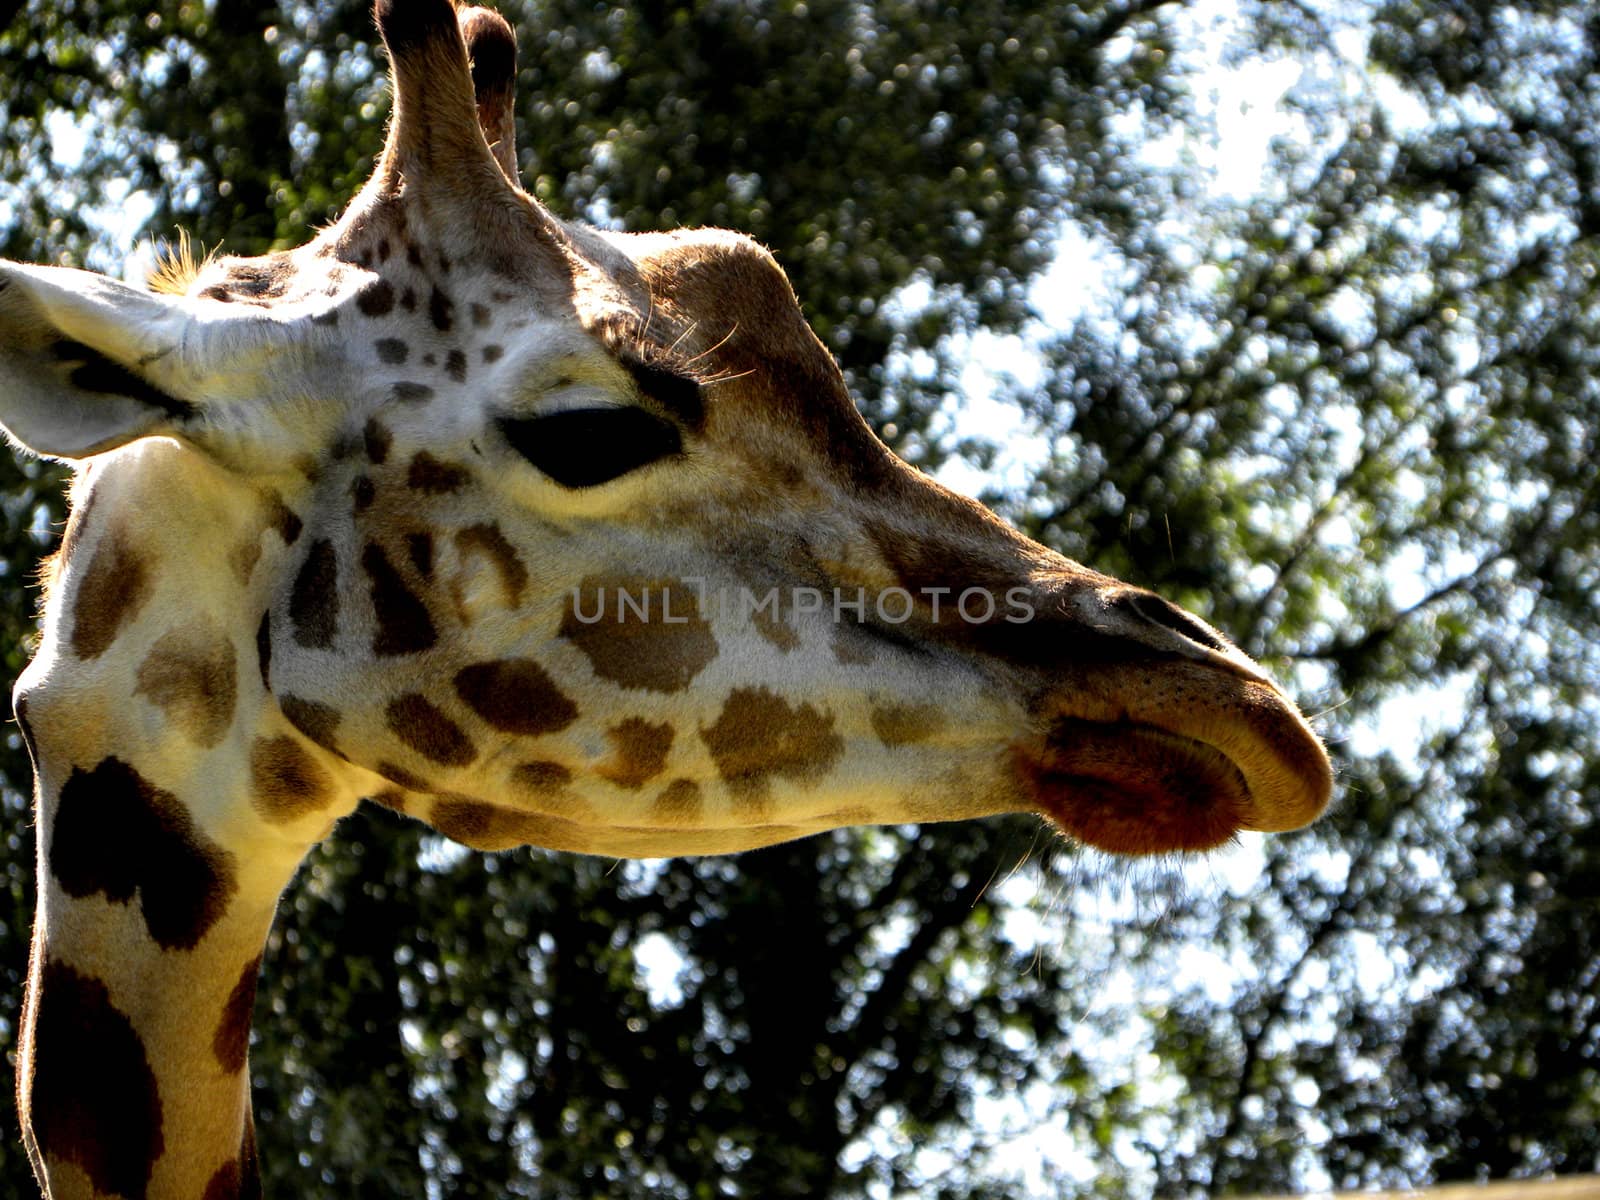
left=0, top=0, right=1330, bottom=862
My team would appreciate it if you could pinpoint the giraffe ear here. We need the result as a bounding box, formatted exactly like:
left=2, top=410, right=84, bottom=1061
left=0, top=261, right=200, bottom=460
left=460, top=6, right=519, bottom=183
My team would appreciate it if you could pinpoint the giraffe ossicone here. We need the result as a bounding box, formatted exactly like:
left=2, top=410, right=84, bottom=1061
left=0, top=1, right=1332, bottom=1196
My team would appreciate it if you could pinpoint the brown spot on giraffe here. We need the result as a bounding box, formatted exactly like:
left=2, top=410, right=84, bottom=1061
left=870, top=701, right=945, bottom=748
left=429, top=796, right=499, bottom=846
left=392, top=381, right=433, bottom=403
left=363, top=417, right=393, bottom=464
left=213, top=956, right=262, bottom=1075
left=407, top=451, right=471, bottom=493
left=30, top=958, right=164, bottom=1198
left=352, top=475, right=377, bottom=513
left=290, top=539, right=339, bottom=649
left=559, top=576, right=718, bottom=693
left=453, top=658, right=577, bottom=736
left=700, top=686, right=843, bottom=802
left=748, top=589, right=800, bottom=652
left=598, top=718, right=674, bottom=789
left=363, top=542, right=437, bottom=655
left=280, top=695, right=343, bottom=755
left=375, top=337, right=409, bottom=364
left=69, top=525, right=152, bottom=660
left=356, top=278, right=396, bottom=316
left=200, top=1114, right=261, bottom=1200
left=406, top=531, right=434, bottom=578
left=50, top=756, right=238, bottom=950
left=482, top=343, right=504, bottom=364
left=651, top=779, right=703, bottom=825
left=203, top=1159, right=243, bottom=1200
left=446, top=348, right=469, bottom=382
left=134, top=618, right=239, bottom=748
left=376, top=760, right=433, bottom=791
left=386, top=693, right=477, bottom=766
left=429, top=798, right=575, bottom=852
left=255, top=613, right=272, bottom=689
left=507, top=763, right=589, bottom=821
left=428, top=285, right=455, bottom=331
left=250, top=736, right=333, bottom=824
left=511, top=760, right=572, bottom=792
left=453, top=522, right=526, bottom=609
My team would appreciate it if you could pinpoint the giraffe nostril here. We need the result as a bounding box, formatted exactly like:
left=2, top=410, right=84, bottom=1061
left=1115, top=592, right=1232, bottom=655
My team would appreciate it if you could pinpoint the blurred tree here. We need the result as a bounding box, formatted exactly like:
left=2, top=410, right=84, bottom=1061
left=0, top=0, right=1597, bottom=1197
left=1000, top=1, right=1600, bottom=1192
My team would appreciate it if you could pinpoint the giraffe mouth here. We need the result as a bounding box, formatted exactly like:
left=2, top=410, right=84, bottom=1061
left=1021, top=720, right=1250, bottom=855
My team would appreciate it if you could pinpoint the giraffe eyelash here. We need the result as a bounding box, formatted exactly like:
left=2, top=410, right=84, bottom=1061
left=598, top=310, right=732, bottom=389
left=618, top=353, right=705, bottom=433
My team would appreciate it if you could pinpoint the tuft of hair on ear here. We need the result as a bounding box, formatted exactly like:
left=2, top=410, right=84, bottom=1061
left=146, top=229, right=216, bottom=297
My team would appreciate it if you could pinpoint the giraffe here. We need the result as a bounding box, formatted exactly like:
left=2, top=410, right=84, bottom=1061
left=0, top=2, right=1332, bottom=1196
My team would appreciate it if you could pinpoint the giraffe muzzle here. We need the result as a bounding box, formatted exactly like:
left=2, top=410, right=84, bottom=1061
left=1017, top=657, right=1333, bottom=856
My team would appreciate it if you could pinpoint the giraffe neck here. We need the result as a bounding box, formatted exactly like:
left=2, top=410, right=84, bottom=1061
left=14, top=446, right=364, bottom=1199
left=17, top=758, right=280, bottom=1200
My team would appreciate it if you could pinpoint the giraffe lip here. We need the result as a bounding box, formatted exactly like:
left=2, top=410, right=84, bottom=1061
left=1021, top=716, right=1312, bottom=856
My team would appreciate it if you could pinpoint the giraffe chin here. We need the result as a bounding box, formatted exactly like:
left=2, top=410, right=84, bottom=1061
left=1021, top=720, right=1258, bottom=856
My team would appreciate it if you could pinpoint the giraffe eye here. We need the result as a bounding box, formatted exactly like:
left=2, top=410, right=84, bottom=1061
left=497, top=407, right=683, bottom=488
